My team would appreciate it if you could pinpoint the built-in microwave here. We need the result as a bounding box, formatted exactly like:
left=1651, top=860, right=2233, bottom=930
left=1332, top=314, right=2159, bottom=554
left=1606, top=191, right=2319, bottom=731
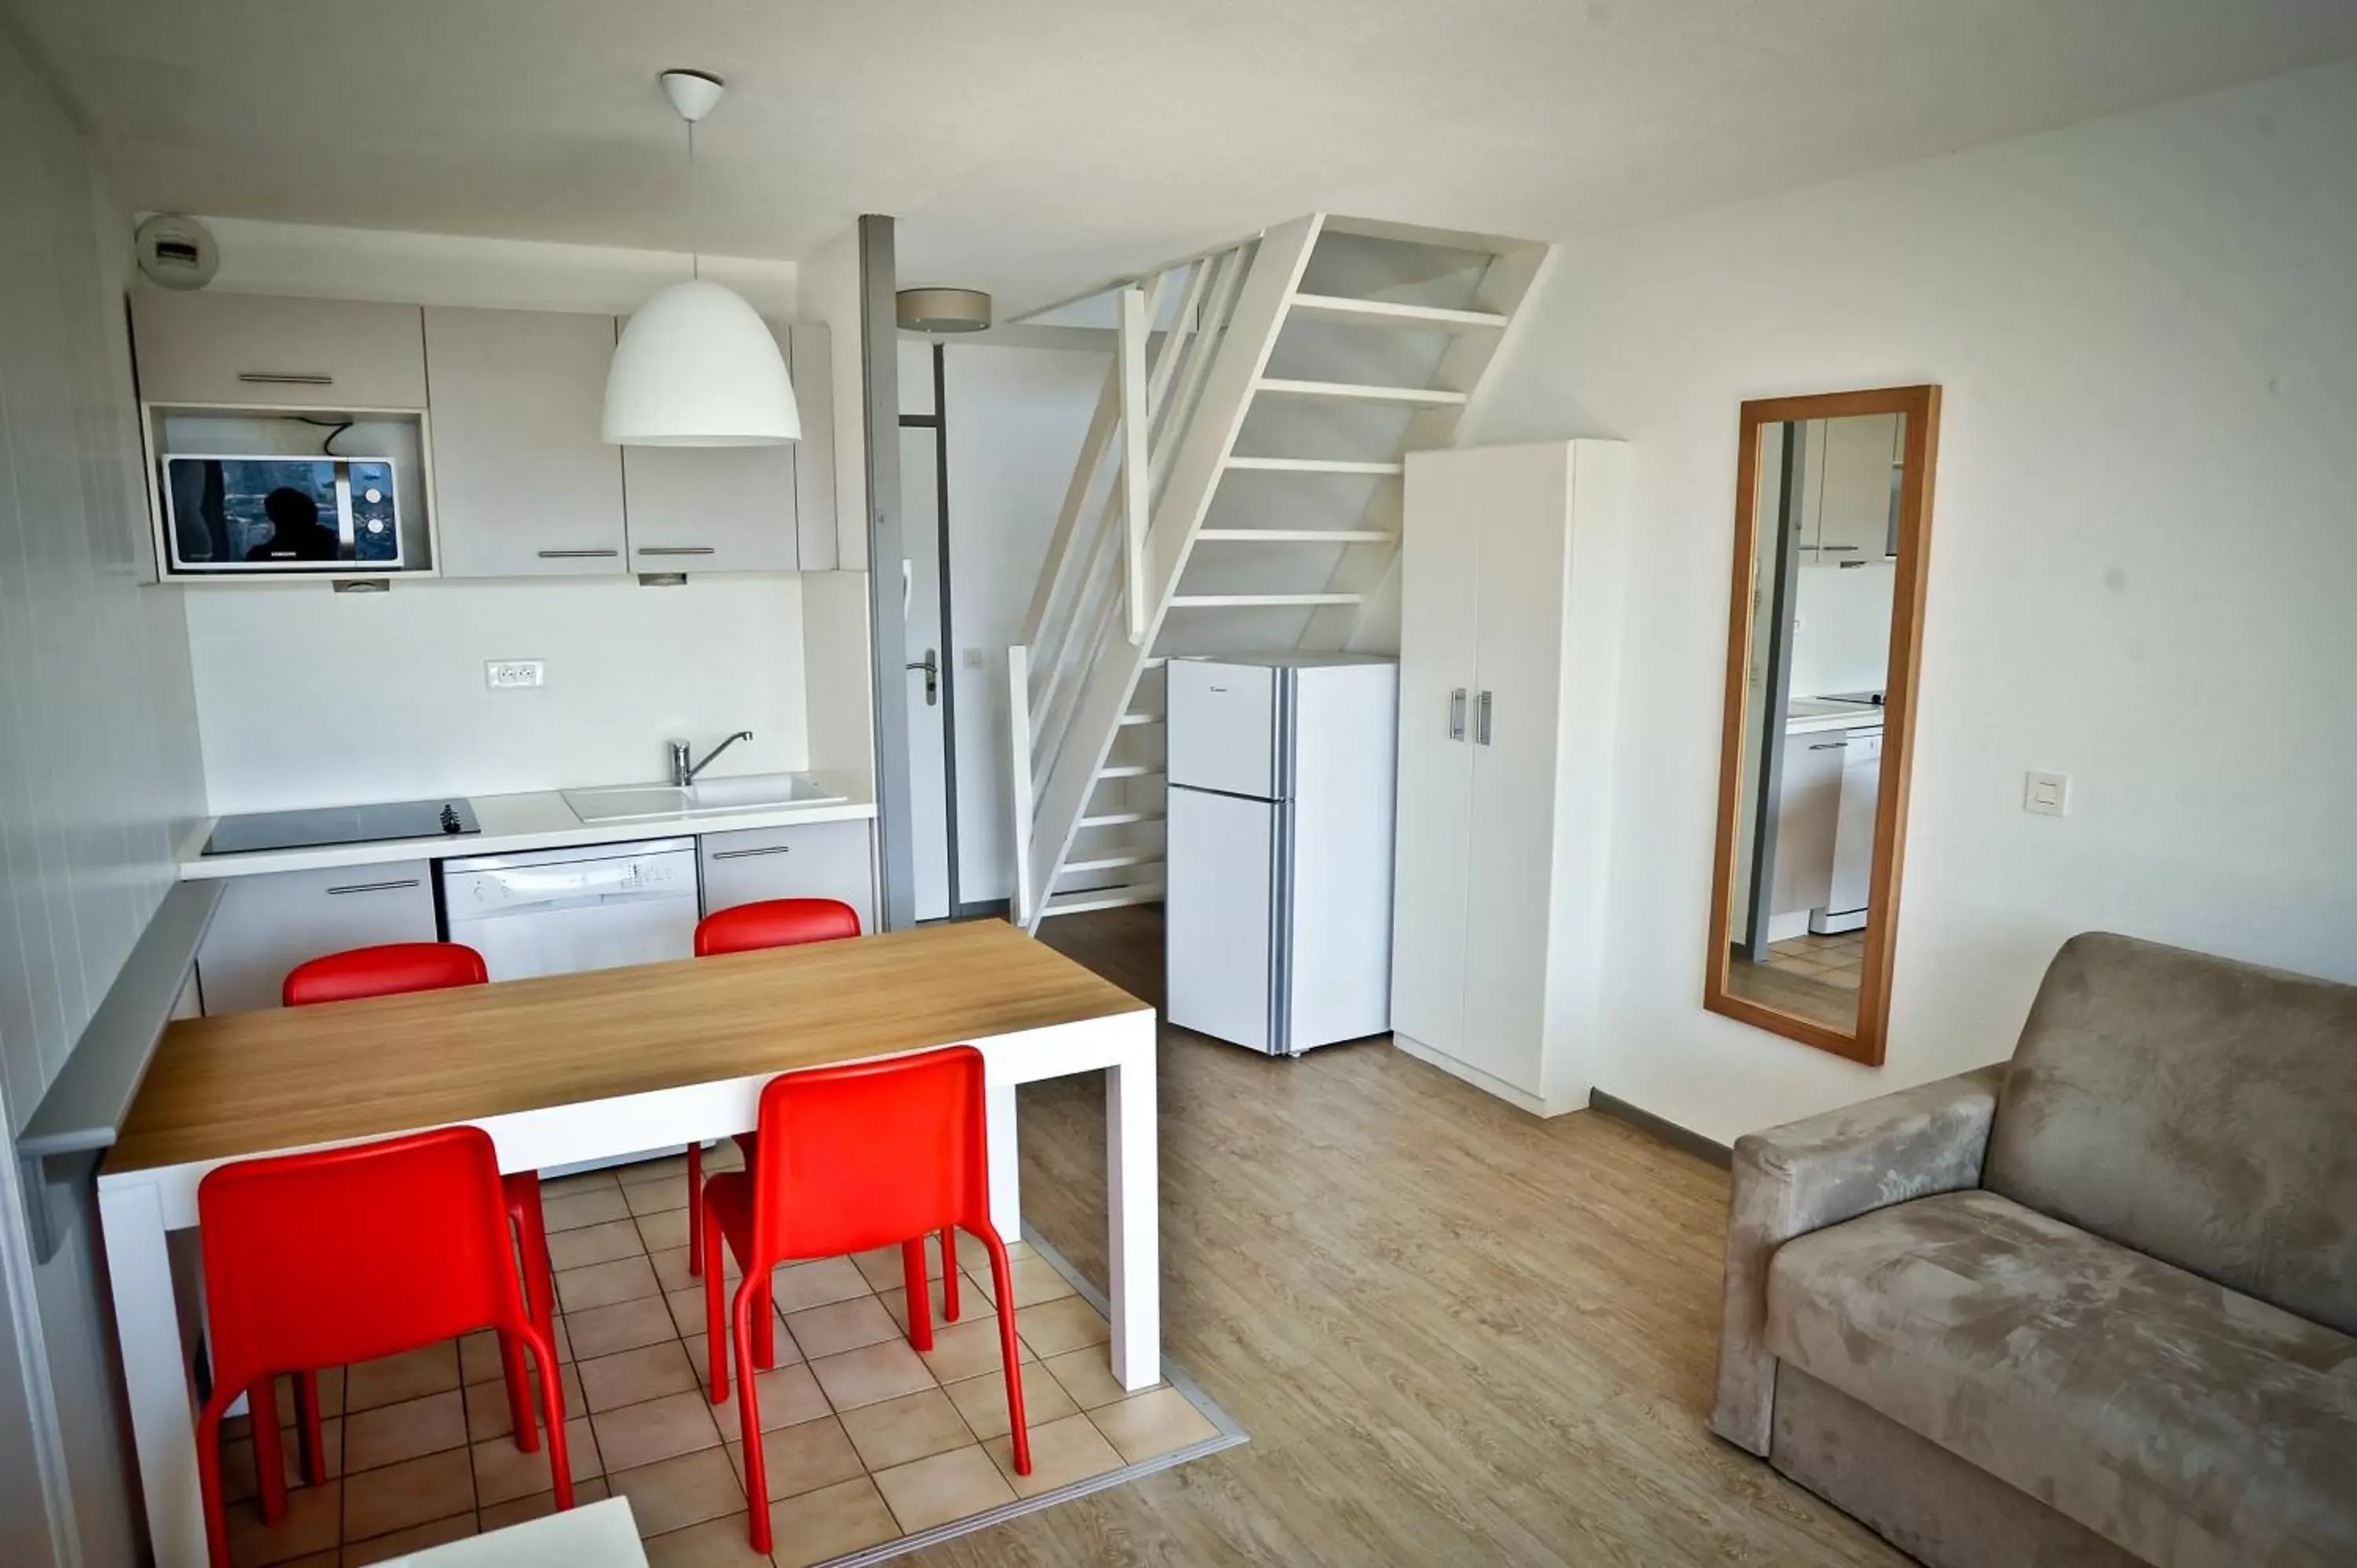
left=161, top=454, right=402, bottom=572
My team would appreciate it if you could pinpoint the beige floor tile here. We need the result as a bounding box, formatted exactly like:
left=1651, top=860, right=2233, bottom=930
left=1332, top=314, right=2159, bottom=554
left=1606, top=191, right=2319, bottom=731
left=558, top=1255, right=664, bottom=1313
left=1005, top=1253, right=1079, bottom=1307
left=910, top=1313, right=1029, bottom=1385
left=579, top=1341, right=702, bottom=1413
left=837, top=1387, right=974, bottom=1473
left=224, top=1477, right=340, bottom=1567
left=702, top=1140, right=745, bottom=1174
left=640, top=1511, right=772, bottom=1567
left=478, top=1473, right=609, bottom=1533
left=871, top=1444, right=1014, bottom=1533
left=608, top=1446, right=747, bottom=1537
left=1038, top=1347, right=1160, bottom=1412
left=768, top=1476, right=901, bottom=1568
left=874, top=1270, right=992, bottom=1332
left=805, top=1338, right=934, bottom=1412
left=782, top=1295, right=899, bottom=1361
left=344, top=1343, right=461, bottom=1414
left=685, top=1325, right=803, bottom=1391
left=343, top=1510, right=476, bottom=1566
left=237, top=1367, right=343, bottom=1432
left=459, top=1318, right=570, bottom=1387
left=1087, top=1387, right=1219, bottom=1464
left=636, top=1207, right=693, bottom=1255
left=769, top=1255, right=870, bottom=1313
left=218, top=1415, right=343, bottom=1505
left=708, top=1359, right=831, bottom=1437
left=727, top=1416, right=867, bottom=1503
left=541, top=1185, right=632, bottom=1233
left=591, top=1390, right=724, bottom=1473
left=984, top=1410, right=1124, bottom=1498
left=667, top=1286, right=720, bottom=1341
left=651, top=1245, right=736, bottom=1295
left=342, top=1447, right=475, bottom=1541
left=342, top=1390, right=467, bottom=1474
left=567, top=1295, right=680, bottom=1361
left=548, top=1218, right=649, bottom=1273
left=625, top=1177, right=689, bottom=1217
left=540, top=1169, right=621, bottom=1199
left=463, top=1362, right=584, bottom=1443
left=941, top=1365, right=1076, bottom=1442
left=471, top=1415, right=600, bottom=1505
left=951, top=1231, right=1028, bottom=1275
left=1014, top=1296, right=1111, bottom=1359
left=621, top=1152, right=691, bottom=1184
left=849, top=1241, right=944, bottom=1293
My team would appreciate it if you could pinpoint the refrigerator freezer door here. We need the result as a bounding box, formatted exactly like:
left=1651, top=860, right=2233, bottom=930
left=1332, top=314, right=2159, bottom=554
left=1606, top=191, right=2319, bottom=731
left=1165, top=786, right=1279, bottom=1053
left=1167, top=658, right=1285, bottom=800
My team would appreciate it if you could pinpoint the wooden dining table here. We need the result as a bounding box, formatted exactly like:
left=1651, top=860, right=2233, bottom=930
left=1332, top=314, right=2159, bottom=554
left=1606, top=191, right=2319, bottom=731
left=96, top=918, right=1160, bottom=1568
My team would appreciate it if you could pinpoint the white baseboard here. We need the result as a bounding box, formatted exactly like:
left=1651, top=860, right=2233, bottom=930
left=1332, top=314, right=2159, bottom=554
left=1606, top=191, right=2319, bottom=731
left=1388, top=1033, right=1584, bottom=1117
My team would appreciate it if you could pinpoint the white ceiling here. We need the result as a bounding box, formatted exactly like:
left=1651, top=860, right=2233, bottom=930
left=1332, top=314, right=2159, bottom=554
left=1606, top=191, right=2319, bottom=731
left=8, top=0, right=2355, bottom=315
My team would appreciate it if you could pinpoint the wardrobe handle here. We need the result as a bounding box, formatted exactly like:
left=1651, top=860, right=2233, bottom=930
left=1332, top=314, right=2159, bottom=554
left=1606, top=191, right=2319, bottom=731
left=1447, top=688, right=1467, bottom=742
left=237, top=372, right=334, bottom=386
left=1474, top=691, right=1494, bottom=746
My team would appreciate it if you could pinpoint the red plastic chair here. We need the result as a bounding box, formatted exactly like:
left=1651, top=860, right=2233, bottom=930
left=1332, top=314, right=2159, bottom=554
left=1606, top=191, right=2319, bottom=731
left=280, top=943, right=558, bottom=1460
left=702, top=1045, right=1028, bottom=1553
left=684, top=899, right=873, bottom=1280
left=194, top=1127, right=571, bottom=1568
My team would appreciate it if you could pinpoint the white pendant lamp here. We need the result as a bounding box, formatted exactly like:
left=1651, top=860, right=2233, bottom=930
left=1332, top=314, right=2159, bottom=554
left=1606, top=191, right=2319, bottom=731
left=603, top=70, right=800, bottom=447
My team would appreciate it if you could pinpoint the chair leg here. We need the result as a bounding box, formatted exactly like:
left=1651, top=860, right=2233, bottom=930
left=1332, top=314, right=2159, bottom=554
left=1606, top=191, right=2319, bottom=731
left=751, top=1265, right=777, bottom=1371
left=250, top=1378, right=290, bottom=1522
left=501, top=1173, right=553, bottom=1454
left=524, top=1324, right=575, bottom=1511
left=686, top=1141, right=704, bottom=1278
left=703, top=1199, right=730, bottom=1403
left=731, top=1277, right=773, bottom=1555
left=940, top=1227, right=960, bottom=1322
left=981, top=1231, right=1031, bottom=1475
left=295, top=1369, right=326, bottom=1485
left=902, top=1238, right=933, bottom=1353
left=498, top=1329, right=540, bottom=1453
left=196, top=1386, right=239, bottom=1568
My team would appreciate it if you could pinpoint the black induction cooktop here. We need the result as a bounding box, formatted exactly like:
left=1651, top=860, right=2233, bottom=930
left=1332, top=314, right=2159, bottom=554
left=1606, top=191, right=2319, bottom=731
left=203, top=797, right=481, bottom=855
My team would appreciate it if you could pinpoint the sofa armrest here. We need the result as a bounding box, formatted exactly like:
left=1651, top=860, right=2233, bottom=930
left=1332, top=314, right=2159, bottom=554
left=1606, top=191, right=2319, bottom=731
left=1708, top=1063, right=2006, bottom=1454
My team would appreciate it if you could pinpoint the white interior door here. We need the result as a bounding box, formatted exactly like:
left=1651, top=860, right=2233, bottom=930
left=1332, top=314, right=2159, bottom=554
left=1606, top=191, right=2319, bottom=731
left=900, top=426, right=951, bottom=921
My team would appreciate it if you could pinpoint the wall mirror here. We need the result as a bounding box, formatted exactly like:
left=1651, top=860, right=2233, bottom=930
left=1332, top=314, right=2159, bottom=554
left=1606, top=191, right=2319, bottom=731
left=1705, top=385, right=1940, bottom=1064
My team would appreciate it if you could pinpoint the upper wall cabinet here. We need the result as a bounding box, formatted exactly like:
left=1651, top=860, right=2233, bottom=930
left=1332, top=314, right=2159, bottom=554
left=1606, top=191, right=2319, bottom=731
left=1802, top=412, right=1901, bottom=562
left=425, top=308, right=627, bottom=577
left=131, top=291, right=427, bottom=409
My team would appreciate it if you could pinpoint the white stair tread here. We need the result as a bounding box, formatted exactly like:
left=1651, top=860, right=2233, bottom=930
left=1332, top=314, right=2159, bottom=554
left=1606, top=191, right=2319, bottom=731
left=1095, top=763, right=1160, bottom=779
left=1254, top=377, right=1468, bottom=407
left=1118, top=711, right=1164, bottom=726
left=1059, top=852, right=1162, bottom=876
left=1079, top=810, right=1165, bottom=828
left=1168, top=592, right=1363, bottom=608
left=1286, top=292, right=1508, bottom=330
left=1039, top=885, right=1165, bottom=918
left=1222, top=456, right=1406, bottom=475
left=1194, top=529, right=1395, bottom=544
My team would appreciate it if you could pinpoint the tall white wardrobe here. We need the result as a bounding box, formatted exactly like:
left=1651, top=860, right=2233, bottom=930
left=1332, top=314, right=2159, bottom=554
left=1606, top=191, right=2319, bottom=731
left=1391, top=439, right=1627, bottom=1116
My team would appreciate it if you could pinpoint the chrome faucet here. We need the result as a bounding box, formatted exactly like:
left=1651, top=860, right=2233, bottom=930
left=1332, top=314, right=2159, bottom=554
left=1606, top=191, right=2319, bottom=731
left=670, top=731, right=753, bottom=788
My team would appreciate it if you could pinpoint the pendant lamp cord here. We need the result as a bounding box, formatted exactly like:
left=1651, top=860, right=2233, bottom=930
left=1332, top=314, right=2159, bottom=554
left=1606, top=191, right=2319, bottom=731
left=686, top=119, right=701, bottom=281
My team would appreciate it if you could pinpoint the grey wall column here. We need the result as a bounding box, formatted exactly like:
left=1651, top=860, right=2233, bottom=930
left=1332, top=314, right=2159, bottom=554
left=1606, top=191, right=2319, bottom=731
left=859, top=214, right=917, bottom=930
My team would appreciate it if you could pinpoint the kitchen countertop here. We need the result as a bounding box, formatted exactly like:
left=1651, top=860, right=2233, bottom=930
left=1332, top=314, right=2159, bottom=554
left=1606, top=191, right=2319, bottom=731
left=177, top=773, right=876, bottom=881
left=1785, top=699, right=1887, bottom=736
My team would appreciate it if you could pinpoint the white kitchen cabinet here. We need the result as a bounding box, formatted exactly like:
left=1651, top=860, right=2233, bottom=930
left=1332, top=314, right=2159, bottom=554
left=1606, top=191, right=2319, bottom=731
left=1771, top=728, right=1848, bottom=918
left=1811, top=412, right=1901, bottom=562
left=425, top=308, right=627, bottom=577
left=194, top=862, right=437, bottom=1015
left=698, top=820, right=875, bottom=935
left=131, top=291, right=427, bottom=409
left=1392, top=440, right=1627, bottom=1116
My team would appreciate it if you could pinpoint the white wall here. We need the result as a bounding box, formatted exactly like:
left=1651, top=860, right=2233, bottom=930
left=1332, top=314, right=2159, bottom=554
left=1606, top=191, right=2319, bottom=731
left=1467, top=57, right=2357, bottom=1145
left=0, top=31, right=208, bottom=1566
left=185, top=577, right=810, bottom=811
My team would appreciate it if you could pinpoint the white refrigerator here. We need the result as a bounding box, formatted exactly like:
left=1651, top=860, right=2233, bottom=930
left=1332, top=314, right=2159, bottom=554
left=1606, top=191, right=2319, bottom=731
left=1164, top=654, right=1399, bottom=1056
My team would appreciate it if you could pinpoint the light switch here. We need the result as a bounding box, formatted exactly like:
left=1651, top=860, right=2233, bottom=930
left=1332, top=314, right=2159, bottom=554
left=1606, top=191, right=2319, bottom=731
left=962, top=648, right=986, bottom=670
left=2024, top=770, right=2069, bottom=816
left=486, top=659, right=544, bottom=690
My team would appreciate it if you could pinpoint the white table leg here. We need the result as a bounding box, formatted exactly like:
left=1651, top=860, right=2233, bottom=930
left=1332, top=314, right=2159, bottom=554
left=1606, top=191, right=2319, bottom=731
left=985, top=1080, right=1021, bottom=1240
left=99, top=1179, right=206, bottom=1568
left=1105, top=1018, right=1160, bottom=1390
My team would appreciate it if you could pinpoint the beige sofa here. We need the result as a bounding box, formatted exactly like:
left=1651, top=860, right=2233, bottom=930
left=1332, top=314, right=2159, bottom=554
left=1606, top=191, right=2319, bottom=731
left=1711, top=932, right=2356, bottom=1567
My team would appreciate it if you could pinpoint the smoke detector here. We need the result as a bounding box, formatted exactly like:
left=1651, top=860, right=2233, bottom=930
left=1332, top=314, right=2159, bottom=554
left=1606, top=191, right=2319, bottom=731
left=134, top=214, right=218, bottom=291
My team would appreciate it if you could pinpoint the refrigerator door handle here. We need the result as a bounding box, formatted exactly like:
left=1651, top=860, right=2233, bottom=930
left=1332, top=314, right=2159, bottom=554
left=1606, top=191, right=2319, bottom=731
left=1448, top=687, right=1467, bottom=742
left=1475, top=690, right=1494, bottom=746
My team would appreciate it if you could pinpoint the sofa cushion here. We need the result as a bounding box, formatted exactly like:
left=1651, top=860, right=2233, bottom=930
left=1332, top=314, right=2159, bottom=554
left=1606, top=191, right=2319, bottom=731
left=1983, top=932, right=2357, bottom=1335
left=1765, top=1189, right=2357, bottom=1568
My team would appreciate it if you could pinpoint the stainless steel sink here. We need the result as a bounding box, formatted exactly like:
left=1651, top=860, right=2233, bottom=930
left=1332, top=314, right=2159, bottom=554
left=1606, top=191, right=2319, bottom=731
left=562, top=772, right=849, bottom=825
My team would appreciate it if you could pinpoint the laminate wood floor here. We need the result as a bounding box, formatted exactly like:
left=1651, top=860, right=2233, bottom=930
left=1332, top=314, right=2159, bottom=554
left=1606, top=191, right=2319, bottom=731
left=904, top=907, right=1906, bottom=1566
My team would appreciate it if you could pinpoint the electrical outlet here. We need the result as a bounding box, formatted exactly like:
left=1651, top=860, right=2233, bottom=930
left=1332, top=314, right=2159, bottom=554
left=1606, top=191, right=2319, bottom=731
left=486, top=659, right=544, bottom=691
left=2024, top=770, right=2070, bottom=817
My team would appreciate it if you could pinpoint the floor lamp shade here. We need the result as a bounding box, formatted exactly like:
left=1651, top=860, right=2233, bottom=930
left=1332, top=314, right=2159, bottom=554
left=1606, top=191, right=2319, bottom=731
left=603, top=280, right=801, bottom=445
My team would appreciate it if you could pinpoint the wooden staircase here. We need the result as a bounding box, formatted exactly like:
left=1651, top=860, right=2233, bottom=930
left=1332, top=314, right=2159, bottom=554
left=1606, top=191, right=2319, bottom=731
left=1006, top=214, right=1551, bottom=929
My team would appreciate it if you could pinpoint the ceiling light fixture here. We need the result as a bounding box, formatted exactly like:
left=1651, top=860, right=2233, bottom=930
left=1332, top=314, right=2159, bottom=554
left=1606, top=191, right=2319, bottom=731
left=603, top=69, right=801, bottom=447
left=896, top=288, right=993, bottom=334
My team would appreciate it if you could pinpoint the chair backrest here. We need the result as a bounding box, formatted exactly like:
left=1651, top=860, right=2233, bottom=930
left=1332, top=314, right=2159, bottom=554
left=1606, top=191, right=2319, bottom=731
left=284, top=942, right=488, bottom=1007
left=197, top=1126, right=523, bottom=1376
left=749, top=1045, right=991, bottom=1262
left=1985, top=932, right=2357, bottom=1335
left=695, top=898, right=862, bottom=957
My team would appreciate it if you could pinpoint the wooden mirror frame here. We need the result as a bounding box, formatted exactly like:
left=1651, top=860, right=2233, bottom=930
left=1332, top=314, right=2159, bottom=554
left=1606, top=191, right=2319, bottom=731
left=1703, top=384, right=1941, bottom=1065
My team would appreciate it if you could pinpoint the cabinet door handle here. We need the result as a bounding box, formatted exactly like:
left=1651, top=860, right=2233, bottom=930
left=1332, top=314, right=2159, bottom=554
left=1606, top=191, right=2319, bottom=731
left=1474, top=691, right=1494, bottom=746
left=710, top=844, right=794, bottom=861
left=1446, top=688, right=1467, bottom=742
left=1807, top=740, right=1849, bottom=751
left=324, top=877, right=421, bottom=896
left=237, top=372, right=335, bottom=386
left=537, top=548, right=619, bottom=559
left=1816, top=544, right=1860, bottom=553
left=636, top=546, right=717, bottom=557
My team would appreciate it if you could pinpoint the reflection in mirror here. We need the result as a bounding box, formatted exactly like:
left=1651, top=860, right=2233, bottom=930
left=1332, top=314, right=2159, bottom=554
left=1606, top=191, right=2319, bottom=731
left=1706, top=387, right=1938, bottom=1064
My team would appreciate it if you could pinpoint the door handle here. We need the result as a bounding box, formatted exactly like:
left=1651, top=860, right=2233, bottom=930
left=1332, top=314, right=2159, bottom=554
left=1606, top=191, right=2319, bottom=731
left=1447, top=688, right=1467, bottom=742
left=1474, top=690, right=1494, bottom=746
left=907, top=649, right=939, bottom=706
